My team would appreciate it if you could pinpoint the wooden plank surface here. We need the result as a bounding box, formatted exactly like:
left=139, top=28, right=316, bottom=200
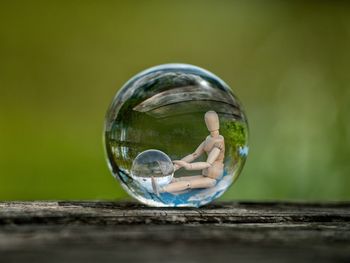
left=0, top=201, right=349, bottom=263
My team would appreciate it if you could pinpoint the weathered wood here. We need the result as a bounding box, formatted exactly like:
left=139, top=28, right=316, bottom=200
left=0, top=201, right=349, bottom=263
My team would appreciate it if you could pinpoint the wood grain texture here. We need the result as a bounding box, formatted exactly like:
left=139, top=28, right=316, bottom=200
left=0, top=201, right=349, bottom=263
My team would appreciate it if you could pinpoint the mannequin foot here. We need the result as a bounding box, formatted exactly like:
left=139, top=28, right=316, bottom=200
left=151, top=176, right=160, bottom=197
left=151, top=176, right=159, bottom=196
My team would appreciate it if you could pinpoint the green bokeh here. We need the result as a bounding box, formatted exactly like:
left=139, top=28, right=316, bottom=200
left=0, top=1, right=349, bottom=201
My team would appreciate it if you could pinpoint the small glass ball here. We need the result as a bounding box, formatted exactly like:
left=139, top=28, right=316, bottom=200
left=104, top=64, right=249, bottom=207
left=131, top=149, right=174, bottom=193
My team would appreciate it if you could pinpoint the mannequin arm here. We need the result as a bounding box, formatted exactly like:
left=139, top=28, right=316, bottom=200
left=173, top=147, right=221, bottom=171
left=180, top=141, right=205, bottom=163
left=206, top=147, right=221, bottom=164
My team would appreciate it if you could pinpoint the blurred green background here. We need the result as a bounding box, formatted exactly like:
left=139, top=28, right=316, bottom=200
left=0, top=0, right=349, bottom=201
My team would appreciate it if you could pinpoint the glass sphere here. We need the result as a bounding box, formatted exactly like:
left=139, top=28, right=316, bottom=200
left=104, top=64, right=249, bottom=207
left=131, top=149, right=174, bottom=193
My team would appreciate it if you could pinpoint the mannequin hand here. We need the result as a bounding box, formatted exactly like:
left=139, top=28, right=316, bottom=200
left=173, top=160, right=191, bottom=170
left=172, top=160, right=182, bottom=170
left=173, top=163, right=180, bottom=171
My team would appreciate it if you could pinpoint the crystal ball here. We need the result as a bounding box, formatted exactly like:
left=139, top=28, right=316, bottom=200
left=104, top=64, right=249, bottom=207
left=131, top=149, right=174, bottom=193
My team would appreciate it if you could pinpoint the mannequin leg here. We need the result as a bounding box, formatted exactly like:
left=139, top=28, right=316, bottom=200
left=188, top=177, right=216, bottom=189
left=161, top=176, right=216, bottom=193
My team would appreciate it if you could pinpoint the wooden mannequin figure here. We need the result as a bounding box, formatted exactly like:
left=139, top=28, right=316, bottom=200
left=152, top=110, right=225, bottom=195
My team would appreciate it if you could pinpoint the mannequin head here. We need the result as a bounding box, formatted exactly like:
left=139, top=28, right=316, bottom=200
left=204, top=111, right=220, bottom=135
